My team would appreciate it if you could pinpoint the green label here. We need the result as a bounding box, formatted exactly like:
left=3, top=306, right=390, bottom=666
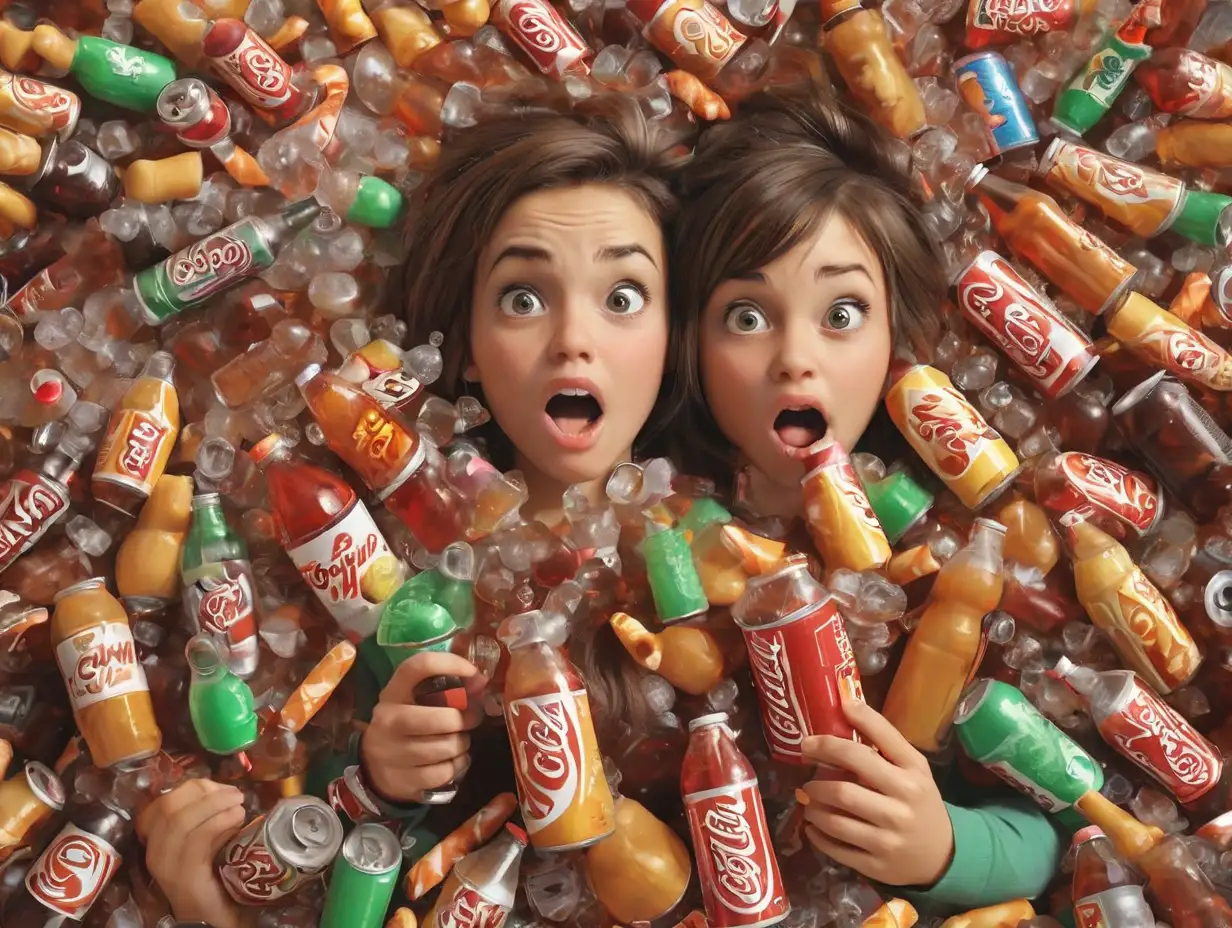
left=135, top=219, right=276, bottom=322
left=79, top=37, right=175, bottom=112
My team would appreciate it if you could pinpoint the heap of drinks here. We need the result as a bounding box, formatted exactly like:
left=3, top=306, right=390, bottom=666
left=0, top=0, right=1231, bottom=927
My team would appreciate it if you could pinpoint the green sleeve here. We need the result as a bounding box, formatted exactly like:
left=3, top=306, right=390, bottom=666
left=903, top=793, right=1064, bottom=914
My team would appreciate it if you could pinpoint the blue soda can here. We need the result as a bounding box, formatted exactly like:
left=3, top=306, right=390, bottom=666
left=954, top=51, right=1039, bottom=157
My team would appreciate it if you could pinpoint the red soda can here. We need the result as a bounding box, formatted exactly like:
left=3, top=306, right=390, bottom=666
left=217, top=796, right=343, bottom=905
left=202, top=19, right=306, bottom=124
left=491, top=0, right=593, bottom=79
left=731, top=558, right=863, bottom=764
left=1033, top=449, right=1162, bottom=540
left=627, top=0, right=748, bottom=81
left=954, top=251, right=1099, bottom=399
left=327, top=765, right=387, bottom=824
left=0, top=71, right=80, bottom=141
left=965, top=0, right=1079, bottom=48
left=682, top=713, right=789, bottom=928
left=156, top=78, right=232, bottom=149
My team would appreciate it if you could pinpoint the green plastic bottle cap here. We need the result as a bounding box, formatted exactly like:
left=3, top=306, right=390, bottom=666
left=378, top=580, right=459, bottom=653
left=1170, top=189, right=1232, bottom=247
left=346, top=176, right=406, bottom=229
left=864, top=471, right=933, bottom=545
left=676, top=496, right=732, bottom=536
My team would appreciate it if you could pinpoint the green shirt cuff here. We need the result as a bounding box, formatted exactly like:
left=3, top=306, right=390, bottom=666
left=904, top=798, right=1063, bottom=914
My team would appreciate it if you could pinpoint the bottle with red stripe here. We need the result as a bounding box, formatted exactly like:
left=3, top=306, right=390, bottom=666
left=681, top=712, right=789, bottom=928
left=1071, top=825, right=1154, bottom=928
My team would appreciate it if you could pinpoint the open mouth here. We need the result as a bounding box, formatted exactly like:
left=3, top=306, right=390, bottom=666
left=773, top=406, right=828, bottom=451
left=545, top=387, right=603, bottom=440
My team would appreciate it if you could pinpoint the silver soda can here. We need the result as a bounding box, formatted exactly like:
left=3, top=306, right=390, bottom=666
left=217, top=795, right=343, bottom=905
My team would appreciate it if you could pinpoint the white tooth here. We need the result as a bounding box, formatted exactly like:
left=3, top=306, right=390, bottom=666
left=560, top=388, right=591, bottom=397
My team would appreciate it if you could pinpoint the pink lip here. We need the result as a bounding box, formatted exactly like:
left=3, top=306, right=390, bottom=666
left=769, top=393, right=829, bottom=462
left=543, top=376, right=605, bottom=453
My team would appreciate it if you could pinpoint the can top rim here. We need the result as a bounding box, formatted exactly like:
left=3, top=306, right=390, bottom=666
left=54, top=577, right=108, bottom=602
left=1110, top=369, right=1169, bottom=417
left=952, top=677, right=994, bottom=726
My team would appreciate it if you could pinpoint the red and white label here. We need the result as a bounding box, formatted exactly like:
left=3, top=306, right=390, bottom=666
left=25, top=823, right=122, bottom=919
left=289, top=502, right=394, bottom=639
left=185, top=560, right=257, bottom=646
left=211, top=28, right=293, bottom=107
left=968, top=0, right=1074, bottom=37
left=0, top=469, right=69, bottom=572
left=505, top=690, right=589, bottom=834
left=432, top=885, right=511, bottom=928
left=739, top=599, right=863, bottom=763
left=1052, top=452, right=1160, bottom=538
left=1137, top=327, right=1232, bottom=390
left=170, top=232, right=256, bottom=305
left=218, top=816, right=295, bottom=905
left=6, top=73, right=79, bottom=133
left=55, top=621, right=149, bottom=713
left=1074, top=886, right=1151, bottom=928
left=803, top=441, right=881, bottom=533
left=955, top=252, right=1094, bottom=399
left=95, top=406, right=174, bottom=494
left=904, top=386, right=998, bottom=479
left=327, top=767, right=383, bottom=824
left=496, top=0, right=590, bottom=77
left=1099, top=683, right=1223, bottom=805
left=684, top=779, right=789, bottom=927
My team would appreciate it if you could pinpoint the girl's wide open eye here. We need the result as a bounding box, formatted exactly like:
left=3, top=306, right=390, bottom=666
left=605, top=282, right=648, bottom=315
left=823, top=298, right=870, bottom=332
left=723, top=302, right=769, bottom=335
left=499, top=286, right=546, bottom=317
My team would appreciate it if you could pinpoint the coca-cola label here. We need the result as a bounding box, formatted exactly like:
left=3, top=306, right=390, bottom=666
left=1074, top=886, right=1151, bottom=928
left=288, top=502, right=394, bottom=639
left=25, top=823, right=122, bottom=919
left=55, top=621, right=150, bottom=713
left=684, top=779, right=787, bottom=924
left=903, top=386, right=999, bottom=479
left=168, top=229, right=257, bottom=306
left=219, top=816, right=296, bottom=905
left=95, top=409, right=173, bottom=494
left=1055, top=452, right=1159, bottom=536
left=211, top=29, right=293, bottom=107
left=969, top=0, right=1074, bottom=36
left=0, top=469, right=69, bottom=572
left=505, top=689, right=589, bottom=834
left=432, top=885, right=511, bottom=928
left=184, top=560, right=258, bottom=645
left=1100, top=683, right=1223, bottom=805
left=738, top=599, right=863, bottom=763
left=956, top=252, right=1092, bottom=398
left=496, top=0, right=589, bottom=76
left=984, top=759, right=1069, bottom=812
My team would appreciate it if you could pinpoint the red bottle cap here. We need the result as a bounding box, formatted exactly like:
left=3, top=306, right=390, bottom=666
left=32, top=376, right=62, bottom=405
left=506, top=822, right=529, bottom=845
left=1072, top=825, right=1104, bottom=846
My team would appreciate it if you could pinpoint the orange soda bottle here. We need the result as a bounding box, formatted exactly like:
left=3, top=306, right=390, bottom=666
left=882, top=518, right=1006, bottom=751
left=800, top=436, right=891, bottom=575
left=92, top=350, right=180, bottom=517
left=500, top=609, right=615, bottom=851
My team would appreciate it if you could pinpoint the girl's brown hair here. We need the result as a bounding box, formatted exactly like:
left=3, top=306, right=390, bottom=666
left=670, top=87, right=947, bottom=484
left=398, top=99, right=689, bottom=743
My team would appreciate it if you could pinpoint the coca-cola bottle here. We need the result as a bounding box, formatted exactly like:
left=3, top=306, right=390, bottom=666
left=732, top=556, right=863, bottom=764
left=5, top=794, right=133, bottom=925
left=248, top=434, right=406, bottom=641
left=0, top=430, right=91, bottom=577
left=1071, top=825, right=1155, bottom=928
left=500, top=609, right=614, bottom=852
left=681, top=712, right=789, bottom=928
left=423, top=823, right=528, bottom=928
left=1053, top=657, right=1228, bottom=817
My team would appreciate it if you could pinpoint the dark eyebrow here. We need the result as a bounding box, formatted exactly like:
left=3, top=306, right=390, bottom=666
left=817, top=263, right=873, bottom=282
left=733, top=270, right=765, bottom=282
left=490, top=244, right=552, bottom=271
left=596, top=244, right=657, bottom=268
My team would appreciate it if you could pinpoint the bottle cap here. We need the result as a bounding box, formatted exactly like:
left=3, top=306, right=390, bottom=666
left=688, top=711, right=729, bottom=732
left=863, top=472, right=933, bottom=545
left=506, top=822, right=529, bottom=846
left=248, top=433, right=285, bottom=466
left=345, top=175, right=406, bottom=229
left=1072, top=825, right=1104, bottom=846
left=1171, top=189, right=1232, bottom=247
left=192, top=492, right=222, bottom=508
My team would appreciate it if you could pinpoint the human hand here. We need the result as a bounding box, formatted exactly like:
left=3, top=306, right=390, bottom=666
left=137, top=779, right=251, bottom=928
left=360, top=650, right=488, bottom=803
left=797, top=698, right=954, bottom=887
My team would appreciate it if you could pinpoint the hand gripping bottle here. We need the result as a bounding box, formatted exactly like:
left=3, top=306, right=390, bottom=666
left=1071, top=826, right=1154, bottom=928
left=181, top=492, right=260, bottom=679
left=682, top=712, right=789, bottom=928
left=1076, top=790, right=1232, bottom=928
left=1065, top=516, right=1202, bottom=694
left=51, top=577, right=162, bottom=767
left=249, top=434, right=405, bottom=641
left=500, top=609, right=615, bottom=851
left=1053, top=656, right=1227, bottom=816
left=7, top=794, right=133, bottom=923
left=732, top=556, right=864, bottom=764
left=424, top=823, right=528, bottom=928
left=882, top=518, right=1006, bottom=752
left=92, top=350, right=180, bottom=517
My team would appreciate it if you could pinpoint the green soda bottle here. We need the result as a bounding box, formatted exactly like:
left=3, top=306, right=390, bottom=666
left=1053, top=4, right=1154, bottom=136
left=187, top=634, right=258, bottom=757
left=34, top=26, right=176, bottom=112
